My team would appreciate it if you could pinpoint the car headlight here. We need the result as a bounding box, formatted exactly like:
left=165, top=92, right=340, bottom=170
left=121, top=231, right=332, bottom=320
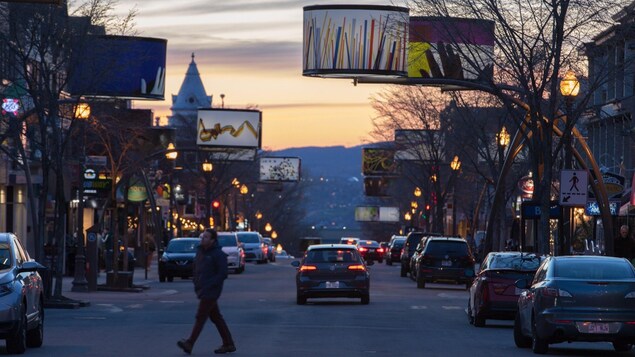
left=0, top=282, right=14, bottom=297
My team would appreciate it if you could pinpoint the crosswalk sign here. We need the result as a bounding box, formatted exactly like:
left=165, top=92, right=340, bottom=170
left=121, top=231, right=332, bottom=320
left=559, top=170, right=588, bottom=206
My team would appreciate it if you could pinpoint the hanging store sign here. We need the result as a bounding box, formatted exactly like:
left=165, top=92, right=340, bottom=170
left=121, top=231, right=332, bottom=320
left=197, top=109, right=262, bottom=149
left=68, top=36, right=167, bottom=100
left=303, top=4, right=409, bottom=78
left=259, top=157, right=301, bottom=182
left=362, top=148, right=397, bottom=176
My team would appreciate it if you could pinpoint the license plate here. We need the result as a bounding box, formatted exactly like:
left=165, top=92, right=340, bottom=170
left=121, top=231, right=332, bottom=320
left=588, top=322, right=610, bottom=334
left=442, top=260, right=452, bottom=267
left=326, top=281, right=340, bottom=288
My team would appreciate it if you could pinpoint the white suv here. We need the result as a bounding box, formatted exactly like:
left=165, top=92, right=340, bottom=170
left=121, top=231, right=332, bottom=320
left=236, top=232, right=267, bottom=264
left=217, top=232, right=245, bottom=273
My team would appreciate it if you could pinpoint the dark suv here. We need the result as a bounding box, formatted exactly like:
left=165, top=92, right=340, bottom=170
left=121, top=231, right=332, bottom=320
left=413, top=237, right=475, bottom=289
left=400, top=232, right=427, bottom=277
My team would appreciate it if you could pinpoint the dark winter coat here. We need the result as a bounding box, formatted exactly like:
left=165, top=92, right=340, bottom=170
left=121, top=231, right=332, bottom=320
left=193, top=240, right=228, bottom=300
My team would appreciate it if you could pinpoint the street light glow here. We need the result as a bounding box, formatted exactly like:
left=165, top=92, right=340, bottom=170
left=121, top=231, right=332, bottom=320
left=165, top=143, right=178, bottom=160
left=450, top=155, right=461, bottom=171
left=414, top=187, right=422, bottom=197
left=559, top=70, right=580, bottom=97
left=202, top=160, right=213, bottom=172
left=497, top=126, right=510, bottom=149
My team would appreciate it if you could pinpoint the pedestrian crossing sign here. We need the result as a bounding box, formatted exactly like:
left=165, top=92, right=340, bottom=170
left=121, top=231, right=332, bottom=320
left=559, top=170, right=588, bottom=206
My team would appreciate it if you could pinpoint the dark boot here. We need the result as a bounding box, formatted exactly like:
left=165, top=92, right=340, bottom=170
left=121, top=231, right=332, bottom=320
left=177, top=339, right=193, bottom=354
left=214, top=344, right=236, bottom=354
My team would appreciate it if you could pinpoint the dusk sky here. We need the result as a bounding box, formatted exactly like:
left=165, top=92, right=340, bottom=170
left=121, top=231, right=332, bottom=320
left=113, top=0, right=408, bottom=151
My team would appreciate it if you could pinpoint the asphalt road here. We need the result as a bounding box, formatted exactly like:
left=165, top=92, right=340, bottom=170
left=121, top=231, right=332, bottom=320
left=14, top=259, right=633, bottom=356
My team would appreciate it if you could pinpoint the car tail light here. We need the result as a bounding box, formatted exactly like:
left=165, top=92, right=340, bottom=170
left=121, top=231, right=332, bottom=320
left=299, top=265, right=317, bottom=272
left=377, top=248, right=384, bottom=253
left=625, top=321, right=635, bottom=325
left=541, top=287, right=572, bottom=297
left=358, top=247, right=367, bottom=252
left=348, top=264, right=366, bottom=271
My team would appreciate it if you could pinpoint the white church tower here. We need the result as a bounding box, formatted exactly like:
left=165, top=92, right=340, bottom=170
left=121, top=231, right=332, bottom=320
left=168, top=53, right=212, bottom=130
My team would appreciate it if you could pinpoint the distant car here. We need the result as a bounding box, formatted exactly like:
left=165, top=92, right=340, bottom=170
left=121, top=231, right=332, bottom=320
left=275, top=250, right=294, bottom=260
left=217, top=232, right=245, bottom=274
left=263, top=237, right=276, bottom=262
left=357, top=240, right=383, bottom=263
left=400, top=232, right=442, bottom=277
left=236, top=232, right=267, bottom=264
left=386, top=236, right=405, bottom=265
left=0, top=233, right=45, bottom=354
left=467, top=252, right=542, bottom=327
left=292, top=244, right=372, bottom=305
left=413, top=236, right=475, bottom=289
left=340, top=237, right=360, bottom=245
left=514, top=255, right=635, bottom=354
left=159, top=237, right=199, bottom=282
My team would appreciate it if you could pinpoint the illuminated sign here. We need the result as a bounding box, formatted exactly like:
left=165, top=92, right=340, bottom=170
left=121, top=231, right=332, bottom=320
left=197, top=109, right=262, bottom=149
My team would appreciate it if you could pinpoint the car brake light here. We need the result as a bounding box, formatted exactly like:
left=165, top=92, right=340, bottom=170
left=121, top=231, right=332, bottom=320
left=299, top=265, right=317, bottom=272
left=541, top=287, right=572, bottom=297
left=348, top=264, right=366, bottom=271
left=377, top=248, right=384, bottom=253
left=358, top=247, right=367, bottom=252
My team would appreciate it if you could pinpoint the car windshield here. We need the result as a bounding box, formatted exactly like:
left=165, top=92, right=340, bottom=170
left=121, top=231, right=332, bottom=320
left=555, top=259, right=635, bottom=279
left=306, top=249, right=359, bottom=263
left=238, top=234, right=260, bottom=243
left=359, top=240, right=379, bottom=247
left=167, top=240, right=199, bottom=253
left=489, top=255, right=541, bottom=271
left=0, top=247, right=11, bottom=270
left=426, top=241, right=469, bottom=257
left=218, top=235, right=237, bottom=247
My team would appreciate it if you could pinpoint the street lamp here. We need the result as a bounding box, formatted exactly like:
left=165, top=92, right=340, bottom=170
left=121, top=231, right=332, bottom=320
left=265, top=222, right=272, bottom=233
left=255, top=211, right=262, bottom=233
left=559, top=70, right=579, bottom=256
left=271, top=231, right=278, bottom=239
left=239, top=184, right=248, bottom=229
left=414, top=187, right=422, bottom=197
left=72, top=101, right=90, bottom=292
left=202, top=160, right=213, bottom=227
left=165, top=143, right=177, bottom=237
left=495, top=126, right=511, bottom=250
left=450, top=155, right=461, bottom=236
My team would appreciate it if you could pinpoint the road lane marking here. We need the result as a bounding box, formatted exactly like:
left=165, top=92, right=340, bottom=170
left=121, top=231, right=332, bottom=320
left=410, top=305, right=427, bottom=309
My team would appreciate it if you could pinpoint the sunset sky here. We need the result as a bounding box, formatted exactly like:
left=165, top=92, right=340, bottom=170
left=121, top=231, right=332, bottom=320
left=113, top=0, right=408, bottom=151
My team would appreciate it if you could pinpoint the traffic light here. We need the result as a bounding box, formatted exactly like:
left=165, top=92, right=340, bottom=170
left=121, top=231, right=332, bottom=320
left=211, top=200, right=221, bottom=228
left=212, top=200, right=221, bottom=211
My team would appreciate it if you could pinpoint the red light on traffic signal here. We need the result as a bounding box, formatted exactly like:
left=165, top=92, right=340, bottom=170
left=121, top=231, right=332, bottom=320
left=212, top=201, right=220, bottom=209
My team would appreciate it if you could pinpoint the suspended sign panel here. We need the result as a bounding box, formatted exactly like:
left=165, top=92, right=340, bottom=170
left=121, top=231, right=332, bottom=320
left=303, top=4, right=409, bottom=78
left=355, top=206, right=400, bottom=222
left=68, top=36, right=167, bottom=100
left=260, top=157, right=301, bottom=182
left=408, top=17, right=495, bottom=82
left=362, top=148, right=397, bottom=176
left=197, top=109, right=262, bottom=149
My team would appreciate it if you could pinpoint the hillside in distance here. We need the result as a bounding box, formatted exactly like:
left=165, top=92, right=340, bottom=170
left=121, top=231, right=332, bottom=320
left=273, top=145, right=363, bottom=179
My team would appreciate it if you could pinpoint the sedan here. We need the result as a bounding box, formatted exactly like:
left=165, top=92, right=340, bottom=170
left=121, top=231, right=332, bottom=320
left=357, top=240, right=383, bottom=263
left=385, top=236, right=405, bottom=265
left=467, top=252, right=542, bottom=327
left=0, top=233, right=45, bottom=354
left=158, top=237, right=199, bottom=282
left=292, top=244, right=372, bottom=305
left=514, top=255, right=635, bottom=354
left=217, top=232, right=245, bottom=274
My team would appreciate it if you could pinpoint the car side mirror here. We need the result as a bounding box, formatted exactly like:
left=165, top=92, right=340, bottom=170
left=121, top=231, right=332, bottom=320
left=515, top=278, right=530, bottom=289
left=291, top=261, right=300, bottom=268
left=19, top=260, right=46, bottom=273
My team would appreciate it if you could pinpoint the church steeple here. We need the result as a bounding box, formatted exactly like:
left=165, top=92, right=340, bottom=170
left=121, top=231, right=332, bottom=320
left=168, top=53, right=212, bottom=128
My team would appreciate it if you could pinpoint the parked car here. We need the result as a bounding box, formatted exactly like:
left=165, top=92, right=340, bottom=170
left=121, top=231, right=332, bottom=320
left=217, top=232, right=245, bottom=274
left=409, top=236, right=432, bottom=281
left=357, top=240, right=383, bottom=263
left=263, top=237, right=276, bottom=262
left=413, top=236, right=475, bottom=289
left=0, top=233, right=45, bottom=354
left=400, top=232, right=441, bottom=277
left=236, top=232, right=267, bottom=264
left=158, top=237, right=199, bottom=282
left=386, top=235, right=405, bottom=265
left=514, top=255, right=635, bottom=354
left=467, top=252, right=542, bottom=327
left=292, top=244, right=372, bottom=305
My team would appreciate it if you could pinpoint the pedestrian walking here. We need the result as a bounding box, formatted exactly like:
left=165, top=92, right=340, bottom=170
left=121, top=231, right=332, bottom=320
left=615, top=225, right=635, bottom=262
left=178, top=228, right=236, bottom=355
left=100, top=227, right=114, bottom=272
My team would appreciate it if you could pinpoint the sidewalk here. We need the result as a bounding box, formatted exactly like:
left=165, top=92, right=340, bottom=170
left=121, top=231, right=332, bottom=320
left=46, top=261, right=160, bottom=309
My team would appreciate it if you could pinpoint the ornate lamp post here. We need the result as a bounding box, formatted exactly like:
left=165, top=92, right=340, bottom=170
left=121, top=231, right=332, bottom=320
left=264, top=222, right=272, bottom=234
left=559, top=70, right=579, bottom=256
left=202, top=160, right=213, bottom=227
left=71, top=102, right=91, bottom=292
left=239, top=184, right=249, bottom=229
left=165, top=143, right=177, bottom=237
left=450, top=155, right=461, bottom=236
left=496, top=126, right=511, bottom=250
left=255, top=211, right=263, bottom=233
